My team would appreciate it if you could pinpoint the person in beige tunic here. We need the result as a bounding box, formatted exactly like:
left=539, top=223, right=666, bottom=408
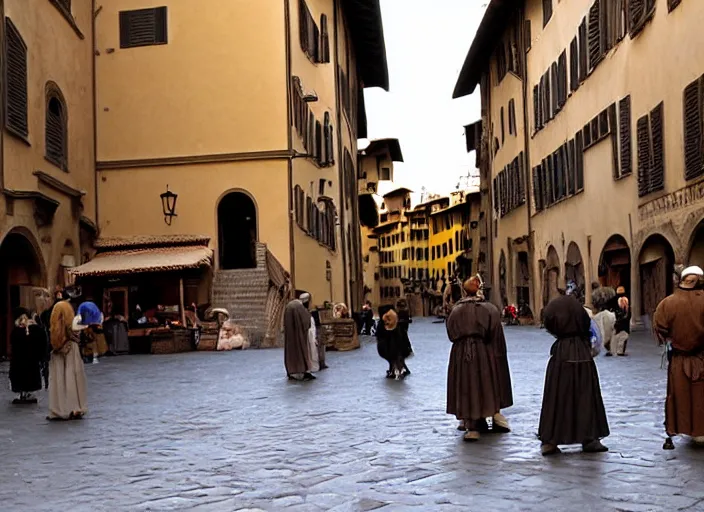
left=47, top=301, right=88, bottom=421
left=654, top=266, right=704, bottom=448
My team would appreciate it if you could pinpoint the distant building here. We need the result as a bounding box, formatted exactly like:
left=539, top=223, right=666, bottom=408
left=454, top=0, right=704, bottom=321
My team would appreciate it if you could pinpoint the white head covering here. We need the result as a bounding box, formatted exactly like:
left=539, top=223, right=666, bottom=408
left=681, top=266, right=704, bottom=278
left=299, top=293, right=311, bottom=303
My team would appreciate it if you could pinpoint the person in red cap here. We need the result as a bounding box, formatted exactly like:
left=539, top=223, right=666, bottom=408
left=654, top=265, right=704, bottom=448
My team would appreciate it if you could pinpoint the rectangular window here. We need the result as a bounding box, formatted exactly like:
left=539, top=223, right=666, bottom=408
left=578, top=18, right=588, bottom=83
left=449, top=239, right=453, bottom=255
left=119, top=7, right=167, bottom=48
left=683, top=78, right=704, bottom=181
left=5, top=18, right=28, bottom=138
left=636, top=102, right=665, bottom=197
left=543, top=0, right=553, bottom=27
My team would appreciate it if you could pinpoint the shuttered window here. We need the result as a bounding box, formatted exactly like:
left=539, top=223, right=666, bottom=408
left=637, top=102, right=665, bottom=197
left=319, top=14, right=330, bottom=63
left=558, top=50, right=567, bottom=108
left=570, top=37, right=579, bottom=93
left=533, top=86, right=540, bottom=132
left=323, top=112, right=334, bottom=167
left=684, top=78, right=704, bottom=180
left=5, top=18, right=28, bottom=138
left=119, top=7, right=167, bottom=48
left=533, top=165, right=543, bottom=212
left=578, top=18, right=588, bottom=83
left=543, top=0, right=553, bottom=27
left=609, top=103, right=619, bottom=180
left=45, top=85, right=68, bottom=170
left=551, top=63, right=559, bottom=116
left=668, top=0, right=682, bottom=11
left=588, top=0, right=602, bottom=71
left=508, top=99, right=516, bottom=136
left=500, top=107, right=505, bottom=143
left=575, top=131, right=585, bottom=192
left=629, top=0, right=656, bottom=38
left=299, top=0, right=319, bottom=62
left=618, top=95, right=633, bottom=178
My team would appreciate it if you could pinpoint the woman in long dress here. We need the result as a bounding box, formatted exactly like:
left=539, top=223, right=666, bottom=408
left=538, top=292, right=609, bottom=455
left=47, top=301, right=88, bottom=420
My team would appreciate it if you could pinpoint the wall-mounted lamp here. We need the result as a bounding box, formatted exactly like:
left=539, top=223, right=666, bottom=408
left=160, top=185, right=178, bottom=226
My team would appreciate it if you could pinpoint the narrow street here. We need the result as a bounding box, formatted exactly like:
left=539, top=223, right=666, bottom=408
left=1, top=319, right=703, bottom=511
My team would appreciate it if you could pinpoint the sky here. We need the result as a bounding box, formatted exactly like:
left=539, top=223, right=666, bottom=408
left=361, top=1, right=488, bottom=201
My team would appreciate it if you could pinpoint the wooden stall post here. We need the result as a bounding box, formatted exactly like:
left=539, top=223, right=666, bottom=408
left=179, top=277, right=186, bottom=326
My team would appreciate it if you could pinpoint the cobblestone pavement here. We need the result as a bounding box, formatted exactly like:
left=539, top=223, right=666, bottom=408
left=1, top=319, right=703, bottom=511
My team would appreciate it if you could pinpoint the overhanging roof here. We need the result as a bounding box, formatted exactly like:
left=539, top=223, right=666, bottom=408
left=69, top=245, right=213, bottom=277
left=363, top=138, right=404, bottom=162
left=383, top=187, right=413, bottom=198
left=342, top=0, right=390, bottom=91
left=452, top=0, right=519, bottom=98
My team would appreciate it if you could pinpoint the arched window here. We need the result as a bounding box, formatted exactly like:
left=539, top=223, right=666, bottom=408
left=45, top=83, right=68, bottom=171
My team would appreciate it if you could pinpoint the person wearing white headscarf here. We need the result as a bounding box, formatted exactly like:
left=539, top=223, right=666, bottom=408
left=654, top=266, right=704, bottom=448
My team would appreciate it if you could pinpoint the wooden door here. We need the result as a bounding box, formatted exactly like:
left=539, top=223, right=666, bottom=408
left=641, top=259, right=667, bottom=318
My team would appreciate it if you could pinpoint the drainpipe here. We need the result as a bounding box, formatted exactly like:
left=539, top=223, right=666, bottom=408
left=284, top=0, right=296, bottom=292
left=333, top=0, right=349, bottom=305
left=92, top=0, right=98, bottom=230
left=518, top=6, right=537, bottom=319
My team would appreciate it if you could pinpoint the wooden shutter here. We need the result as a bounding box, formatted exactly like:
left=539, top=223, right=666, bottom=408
left=545, top=157, right=553, bottom=206
left=533, top=86, right=540, bottom=131
left=566, top=138, right=575, bottom=195
left=629, top=0, right=655, bottom=38
left=668, top=0, right=682, bottom=11
left=558, top=51, right=567, bottom=108
left=518, top=152, right=525, bottom=204
left=551, top=63, right=559, bottom=117
left=46, top=94, right=67, bottom=170
left=683, top=79, right=703, bottom=181
left=533, top=165, right=543, bottom=211
left=543, top=0, right=553, bottom=27
left=588, top=0, right=602, bottom=71
left=636, top=115, right=651, bottom=197
left=5, top=18, right=28, bottom=137
left=619, top=95, right=633, bottom=177
left=579, top=18, right=588, bottom=82
left=608, top=103, right=619, bottom=180
left=575, top=131, right=585, bottom=192
left=500, top=106, right=505, bottom=143
left=541, top=158, right=550, bottom=207
left=650, top=102, right=665, bottom=195
left=493, top=176, right=499, bottom=213
left=570, top=37, right=579, bottom=93
left=119, top=7, right=168, bottom=48
left=320, top=14, right=330, bottom=63
left=525, top=20, right=532, bottom=51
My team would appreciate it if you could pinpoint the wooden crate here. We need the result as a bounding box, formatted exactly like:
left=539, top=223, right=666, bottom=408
left=150, top=329, right=194, bottom=354
left=320, top=318, right=359, bottom=351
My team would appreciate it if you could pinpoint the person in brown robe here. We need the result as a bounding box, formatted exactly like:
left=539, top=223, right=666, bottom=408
left=538, top=291, right=610, bottom=455
left=284, top=293, right=315, bottom=381
left=654, top=265, right=704, bottom=448
left=446, top=277, right=509, bottom=442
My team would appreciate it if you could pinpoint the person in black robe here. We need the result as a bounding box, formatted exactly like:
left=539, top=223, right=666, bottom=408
left=538, top=292, right=610, bottom=455
left=9, top=308, right=46, bottom=404
left=376, top=308, right=412, bottom=379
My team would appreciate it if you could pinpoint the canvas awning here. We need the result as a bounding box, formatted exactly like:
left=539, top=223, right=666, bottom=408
left=69, top=245, right=213, bottom=277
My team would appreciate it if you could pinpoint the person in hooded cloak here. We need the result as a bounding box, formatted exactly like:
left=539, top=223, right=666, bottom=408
left=9, top=308, right=45, bottom=404
left=284, top=293, right=316, bottom=381
left=654, top=266, right=704, bottom=448
left=538, top=290, right=609, bottom=455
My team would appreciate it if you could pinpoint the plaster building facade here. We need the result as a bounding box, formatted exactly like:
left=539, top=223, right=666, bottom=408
left=454, top=0, right=704, bottom=324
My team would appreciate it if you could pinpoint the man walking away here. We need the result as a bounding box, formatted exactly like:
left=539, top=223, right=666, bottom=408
left=284, top=293, right=316, bottom=381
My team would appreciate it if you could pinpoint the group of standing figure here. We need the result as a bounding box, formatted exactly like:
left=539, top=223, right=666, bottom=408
left=8, top=286, right=107, bottom=421
left=446, top=273, right=609, bottom=453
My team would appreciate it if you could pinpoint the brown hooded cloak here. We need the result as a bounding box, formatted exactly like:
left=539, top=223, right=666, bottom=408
left=446, top=296, right=507, bottom=422
left=538, top=295, right=609, bottom=445
left=284, top=299, right=312, bottom=376
left=654, top=287, right=704, bottom=437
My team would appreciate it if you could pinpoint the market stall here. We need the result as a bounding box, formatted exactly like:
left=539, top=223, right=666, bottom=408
left=69, top=235, right=213, bottom=354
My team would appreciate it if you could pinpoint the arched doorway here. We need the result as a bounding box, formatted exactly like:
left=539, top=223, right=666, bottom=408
left=565, top=242, right=585, bottom=302
left=498, top=250, right=507, bottom=307
left=688, top=220, right=704, bottom=268
left=543, top=245, right=560, bottom=307
left=0, top=231, right=45, bottom=357
left=217, top=192, right=257, bottom=270
left=639, top=234, right=675, bottom=321
left=598, top=235, right=631, bottom=294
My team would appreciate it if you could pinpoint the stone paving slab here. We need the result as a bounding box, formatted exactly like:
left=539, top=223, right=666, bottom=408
left=1, top=320, right=704, bottom=511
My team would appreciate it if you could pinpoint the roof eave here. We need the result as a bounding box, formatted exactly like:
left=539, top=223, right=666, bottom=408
left=342, top=0, right=390, bottom=92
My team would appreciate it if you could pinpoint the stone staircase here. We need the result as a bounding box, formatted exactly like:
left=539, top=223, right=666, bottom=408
left=210, top=243, right=290, bottom=348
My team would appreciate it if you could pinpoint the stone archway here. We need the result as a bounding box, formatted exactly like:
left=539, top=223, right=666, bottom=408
left=598, top=234, right=631, bottom=295
left=687, top=219, right=704, bottom=269
left=217, top=191, right=258, bottom=270
left=544, top=245, right=560, bottom=307
left=639, top=234, right=675, bottom=321
left=0, top=230, right=46, bottom=357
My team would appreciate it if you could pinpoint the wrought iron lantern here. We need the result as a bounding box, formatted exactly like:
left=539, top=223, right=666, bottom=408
left=160, top=185, right=178, bottom=226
